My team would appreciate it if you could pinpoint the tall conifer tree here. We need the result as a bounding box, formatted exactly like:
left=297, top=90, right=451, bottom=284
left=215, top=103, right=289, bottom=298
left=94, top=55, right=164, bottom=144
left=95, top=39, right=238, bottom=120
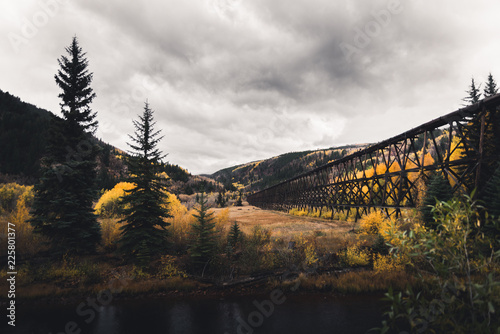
left=189, top=192, right=217, bottom=270
left=421, top=172, right=453, bottom=228
left=30, top=36, right=101, bottom=254
left=484, top=73, right=498, bottom=97
left=463, top=78, right=482, bottom=106
left=119, top=102, right=171, bottom=264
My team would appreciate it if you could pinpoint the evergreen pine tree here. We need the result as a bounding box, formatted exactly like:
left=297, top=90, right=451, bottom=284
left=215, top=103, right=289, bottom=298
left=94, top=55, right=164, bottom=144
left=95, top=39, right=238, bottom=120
left=484, top=73, right=499, bottom=97
left=189, top=192, right=217, bottom=270
left=463, top=78, right=482, bottom=106
left=30, top=36, right=101, bottom=254
left=421, top=172, right=453, bottom=228
left=483, top=165, right=500, bottom=218
left=119, top=102, right=171, bottom=264
left=460, top=77, right=494, bottom=193
left=227, top=221, right=242, bottom=257
left=481, top=73, right=500, bottom=197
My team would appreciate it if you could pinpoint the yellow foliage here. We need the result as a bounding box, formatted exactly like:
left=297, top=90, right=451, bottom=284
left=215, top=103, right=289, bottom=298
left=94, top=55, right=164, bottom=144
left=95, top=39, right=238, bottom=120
left=389, top=161, right=401, bottom=174
left=157, top=171, right=169, bottom=180
left=304, top=243, right=319, bottom=266
left=94, top=182, right=135, bottom=217
left=0, top=183, right=45, bottom=257
left=450, top=135, right=464, bottom=162
left=166, top=193, right=193, bottom=247
left=359, top=211, right=391, bottom=235
left=421, top=152, right=435, bottom=166
left=449, top=136, right=465, bottom=187
left=341, top=245, right=370, bottom=267
left=373, top=254, right=404, bottom=274
left=289, top=208, right=309, bottom=217
left=365, top=167, right=374, bottom=178
left=320, top=210, right=333, bottom=219
left=100, top=218, right=123, bottom=250
left=214, top=208, right=230, bottom=232
left=0, top=183, right=34, bottom=214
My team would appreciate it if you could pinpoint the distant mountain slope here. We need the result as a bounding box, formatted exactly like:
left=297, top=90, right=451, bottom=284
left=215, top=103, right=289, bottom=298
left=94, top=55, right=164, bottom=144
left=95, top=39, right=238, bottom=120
left=0, top=89, right=53, bottom=180
left=0, top=89, right=198, bottom=192
left=210, top=144, right=368, bottom=192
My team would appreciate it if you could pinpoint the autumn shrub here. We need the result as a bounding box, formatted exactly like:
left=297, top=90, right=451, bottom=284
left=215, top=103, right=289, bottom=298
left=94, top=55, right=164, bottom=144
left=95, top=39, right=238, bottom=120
left=249, top=225, right=272, bottom=245
left=379, top=195, right=500, bottom=334
left=289, top=208, right=309, bottom=217
left=308, top=209, right=321, bottom=218
left=293, top=233, right=320, bottom=268
left=320, top=209, right=333, bottom=219
left=100, top=218, right=123, bottom=251
left=94, top=182, right=134, bottom=217
left=156, top=255, right=188, bottom=278
left=340, top=245, right=370, bottom=267
left=261, top=242, right=279, bottom=269
left=0, top=183, right=46, bottom=257
left=166, top=193, right=194, bottom=250
left=373, top=254, right=404, bottom=274
left=239, top=226, right=273, bottom=272
left=0, top=183, right=34, bottom=213
left=214, top=208, right=230, bottom=232
left=359, top=210, right=391, bottom=235
left=332, top=210, right=352, bottom=221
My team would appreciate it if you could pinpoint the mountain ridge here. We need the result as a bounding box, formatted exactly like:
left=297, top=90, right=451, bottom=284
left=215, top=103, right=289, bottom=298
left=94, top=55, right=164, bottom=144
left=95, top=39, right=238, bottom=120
left=209, top=143, right=369, bottom=193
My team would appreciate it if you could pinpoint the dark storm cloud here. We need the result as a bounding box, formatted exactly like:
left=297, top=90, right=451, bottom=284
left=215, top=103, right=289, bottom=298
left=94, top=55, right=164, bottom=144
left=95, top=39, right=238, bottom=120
left=1, top=0, right=500, bottom=174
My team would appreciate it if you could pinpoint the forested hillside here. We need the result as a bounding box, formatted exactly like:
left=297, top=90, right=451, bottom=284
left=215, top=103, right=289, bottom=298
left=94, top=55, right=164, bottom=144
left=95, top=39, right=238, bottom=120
left=0, top=89, right=53, bottom=181
left=0, top=89, right=198, bottom=191
left=210, top=144, right=368, bottom=192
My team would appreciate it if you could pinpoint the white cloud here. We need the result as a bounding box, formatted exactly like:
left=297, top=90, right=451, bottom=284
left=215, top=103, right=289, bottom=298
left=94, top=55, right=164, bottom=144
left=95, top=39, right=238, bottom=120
left=1, top=0, right=500, bottom=174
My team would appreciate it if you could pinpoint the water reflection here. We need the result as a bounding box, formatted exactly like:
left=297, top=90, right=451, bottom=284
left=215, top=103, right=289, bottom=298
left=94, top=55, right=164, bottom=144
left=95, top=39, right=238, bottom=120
left=6, top=294, right=386, bottom=334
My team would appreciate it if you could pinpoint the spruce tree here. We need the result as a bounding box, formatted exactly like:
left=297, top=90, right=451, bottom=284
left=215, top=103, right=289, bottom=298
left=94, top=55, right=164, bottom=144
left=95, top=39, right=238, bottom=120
left=484, top=73, right=498, bottom=97
left=483, top=165, right=500, bottom=218
left=119, top=102, right=171, bottom=264
left=460, top=77, right=492, bottom=193
left=482, top=73, right=500, bottom=194
left=30, top=36, right=101, bottom=254
left=463, top=78, right=482, bottom=106
left=227, top=221, right=242, bottom=257
left=421, top=172, right=453, bottom=228
left=189, top=192, right=217, bottom=270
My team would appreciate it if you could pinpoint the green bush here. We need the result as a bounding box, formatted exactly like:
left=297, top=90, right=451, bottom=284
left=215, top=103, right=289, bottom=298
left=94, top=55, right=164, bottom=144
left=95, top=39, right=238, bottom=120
left=378, top=195, right=500, bottom=333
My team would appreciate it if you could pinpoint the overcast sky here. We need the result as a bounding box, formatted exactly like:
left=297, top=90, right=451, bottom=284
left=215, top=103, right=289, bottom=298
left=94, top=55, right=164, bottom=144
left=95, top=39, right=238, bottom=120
left=1, top=0, right=500, bottom=174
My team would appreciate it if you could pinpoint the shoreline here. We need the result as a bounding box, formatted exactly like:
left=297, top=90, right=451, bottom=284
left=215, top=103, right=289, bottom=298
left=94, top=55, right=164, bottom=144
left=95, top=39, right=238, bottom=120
left=0, top=268, right=392, bottom=306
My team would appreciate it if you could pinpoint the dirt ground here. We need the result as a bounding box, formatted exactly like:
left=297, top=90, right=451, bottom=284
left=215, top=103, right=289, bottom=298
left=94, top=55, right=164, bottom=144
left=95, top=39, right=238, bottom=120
left=210, top=204, right=356, bottom=240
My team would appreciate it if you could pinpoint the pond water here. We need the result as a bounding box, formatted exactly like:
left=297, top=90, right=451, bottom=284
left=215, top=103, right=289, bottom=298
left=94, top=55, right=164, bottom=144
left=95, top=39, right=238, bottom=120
left=4, top=293, right=387, bottom=334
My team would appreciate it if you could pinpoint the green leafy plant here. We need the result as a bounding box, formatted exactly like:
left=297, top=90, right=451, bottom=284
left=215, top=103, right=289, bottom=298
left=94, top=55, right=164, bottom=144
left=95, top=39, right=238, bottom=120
left=377, top=194, right=500, bottom=333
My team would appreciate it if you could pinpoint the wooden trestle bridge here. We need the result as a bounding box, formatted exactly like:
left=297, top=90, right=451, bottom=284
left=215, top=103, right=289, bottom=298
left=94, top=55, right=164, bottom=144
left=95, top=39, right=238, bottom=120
left=247, top=94, right=500, bottom=219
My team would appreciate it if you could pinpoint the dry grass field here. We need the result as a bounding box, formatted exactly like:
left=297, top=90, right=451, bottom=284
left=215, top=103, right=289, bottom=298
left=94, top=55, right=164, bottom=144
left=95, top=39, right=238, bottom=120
left=210, top=204, right=360, bottom=251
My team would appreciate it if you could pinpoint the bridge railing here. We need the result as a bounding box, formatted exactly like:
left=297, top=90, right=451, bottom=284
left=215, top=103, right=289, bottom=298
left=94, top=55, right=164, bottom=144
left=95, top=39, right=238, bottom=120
left=247, top=94, right=500, bottom=219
